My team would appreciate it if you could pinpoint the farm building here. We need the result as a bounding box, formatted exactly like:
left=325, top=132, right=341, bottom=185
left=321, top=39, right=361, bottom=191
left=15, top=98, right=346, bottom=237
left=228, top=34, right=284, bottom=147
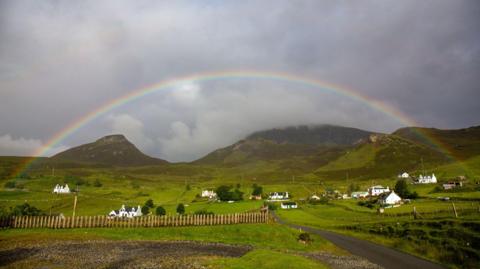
left=379, top=191, right=402, bottom=206
left=351, top=191, right=369, bottom=199
left=310, top=194, right=321, bottom=200
left=417, top=173, right=437, bottom=184
left=53, top=184, right=70, bottom=194
left=109, top=205, right=142, bottom=218
left=201, top=190, right=217, bottom=199
left=280, top=202, right=298, bottom=209
left=368, top=185, right=390, bottom=196
left=398, top=172, right=410, bottom=178
left=249, top=194, right=262, bottom=200
left=268, top=192, right=289, bottom=200
left=443, top=181, right=463, bottom=190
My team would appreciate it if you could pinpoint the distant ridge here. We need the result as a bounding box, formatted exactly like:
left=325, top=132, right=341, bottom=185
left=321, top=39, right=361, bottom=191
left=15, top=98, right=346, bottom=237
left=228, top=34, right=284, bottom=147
left=247, top=125, right=373, bottom=146
left=51, top=134, right=168, bottom=166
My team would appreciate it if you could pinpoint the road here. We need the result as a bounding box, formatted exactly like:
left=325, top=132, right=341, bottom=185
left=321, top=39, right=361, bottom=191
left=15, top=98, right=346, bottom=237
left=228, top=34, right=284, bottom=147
left=272, top=212, right=445, bottom=269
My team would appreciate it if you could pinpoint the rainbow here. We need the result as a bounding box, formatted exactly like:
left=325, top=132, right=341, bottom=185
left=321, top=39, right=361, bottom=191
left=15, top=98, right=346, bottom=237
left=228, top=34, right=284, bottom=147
left=14, top=70, right=460, bottom=175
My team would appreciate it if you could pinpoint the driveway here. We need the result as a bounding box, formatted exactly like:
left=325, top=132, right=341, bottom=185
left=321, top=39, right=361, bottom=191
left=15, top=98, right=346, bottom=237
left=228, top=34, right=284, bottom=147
left=272, top=212, right=445, bottom=269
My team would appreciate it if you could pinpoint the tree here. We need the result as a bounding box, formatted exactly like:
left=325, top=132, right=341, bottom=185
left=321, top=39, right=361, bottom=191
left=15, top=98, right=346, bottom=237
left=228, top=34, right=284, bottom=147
left=215, top=185, right=244, bottom=201
left=145, top=199, right=154, bottom=208
left=141, top=205, right=150, bottom=215
left=176, top=203, right=185, bottom=214
left=216, top=185, right=233, bottom=201
left=347, top=182, right=360, bottom=195
left=252, top=184, right=263, bottom=196
left=93, top=179, right=102, bottom=187
left=155, top=206, right=166, bottom=216
left=394, top=179, right=409, bottom=198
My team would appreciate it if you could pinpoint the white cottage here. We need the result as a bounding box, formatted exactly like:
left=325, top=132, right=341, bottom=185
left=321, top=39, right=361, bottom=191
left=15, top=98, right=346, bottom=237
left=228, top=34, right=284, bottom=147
left=109, top=205, right=142, bottom=218
left=379, top=191, right=402, bottom=205
left=280, top=202, right=298, bottom=209
left=201, top=190, right=217, bottom=199
left=417, top=174, right=437, bottom=184
left=398, top=172, right=410, bottom=178
left=268, top=192, right=289, bottom=200
left=368, top=185, right=390, bottom=196
left=53, top=184, right=70, bottom=194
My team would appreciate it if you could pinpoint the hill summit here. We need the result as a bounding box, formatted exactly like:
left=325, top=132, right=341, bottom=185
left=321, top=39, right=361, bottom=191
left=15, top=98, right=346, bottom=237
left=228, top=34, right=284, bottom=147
left=51, top=134, right=167, bottom=166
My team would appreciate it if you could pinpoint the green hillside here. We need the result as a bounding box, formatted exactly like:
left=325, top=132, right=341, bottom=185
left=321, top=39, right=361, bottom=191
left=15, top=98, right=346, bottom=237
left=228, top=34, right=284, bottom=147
left=51, top=134, right=168, bottom=166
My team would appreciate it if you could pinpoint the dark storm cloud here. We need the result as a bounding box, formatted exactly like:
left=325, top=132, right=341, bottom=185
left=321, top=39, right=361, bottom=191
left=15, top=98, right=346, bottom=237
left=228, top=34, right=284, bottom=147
left=0, top=0, right=478, bottom=160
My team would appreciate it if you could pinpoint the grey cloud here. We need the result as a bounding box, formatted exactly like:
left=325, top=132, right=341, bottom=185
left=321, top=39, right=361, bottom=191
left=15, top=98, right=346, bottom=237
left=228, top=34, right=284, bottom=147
left=0, top=0, right=478, bottom=160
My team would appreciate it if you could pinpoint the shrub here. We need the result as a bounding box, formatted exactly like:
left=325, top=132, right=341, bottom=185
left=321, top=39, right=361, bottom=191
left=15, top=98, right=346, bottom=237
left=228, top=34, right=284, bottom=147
left=155, top=206, right=166, bottom=216
left=144, top=199, right=155, bottom=208
left=298, top=233, right=312, bottom=243
left=4, top=181, right=15, bottom=189
left=215, top=185, right=244, bottom=201
left=11, top=203, right=43, bottom=216
left=176, top=203, right=185, bottom=214
left=141, top=205, right=150, bottom=215
left=194, top=209, right=214, bottom=215
left=252, top=184, right=263, bottom=196
left=93, top=179, right=102, bottom=187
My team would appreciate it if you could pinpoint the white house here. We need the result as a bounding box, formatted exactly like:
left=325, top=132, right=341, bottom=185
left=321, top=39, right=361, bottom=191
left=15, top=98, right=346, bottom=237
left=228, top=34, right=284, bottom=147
left=53, top=184, right=70, bottom=194
left=108, top=205, right=142, bottom=218
left=368, top=185, right=390, bottom=196
left=268, top=192, right=289, bottom=200
left=351, top=191, right=369, bottom=199
left=280, top=202, right=298, bottom=209
left=310, top=194, right=321, bottom=200
left=398, top=172, right=410, bottom=178
left=417, top=174, right=437, bottom=184
left=201, top=190, right=217, bottom=199
left=379, top=191, right=402, bottom=206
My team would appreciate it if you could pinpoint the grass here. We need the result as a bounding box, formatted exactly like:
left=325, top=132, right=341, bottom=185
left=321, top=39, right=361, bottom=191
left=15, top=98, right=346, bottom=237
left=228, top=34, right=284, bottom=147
left=210, top=249, right=328, bottom=269
left=0, top=223, right=341, bottom=254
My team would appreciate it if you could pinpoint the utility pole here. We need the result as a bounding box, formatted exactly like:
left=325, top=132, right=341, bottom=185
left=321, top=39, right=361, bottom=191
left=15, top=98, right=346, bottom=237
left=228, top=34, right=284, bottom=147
left=52, top=167, right=55, bottom=177
left=73, top=185, right=79, bottom=217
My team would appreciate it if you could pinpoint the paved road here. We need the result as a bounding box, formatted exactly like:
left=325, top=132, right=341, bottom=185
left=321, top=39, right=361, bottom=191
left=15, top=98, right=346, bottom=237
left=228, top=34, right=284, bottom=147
left=272, top=212, right=445, bottom=269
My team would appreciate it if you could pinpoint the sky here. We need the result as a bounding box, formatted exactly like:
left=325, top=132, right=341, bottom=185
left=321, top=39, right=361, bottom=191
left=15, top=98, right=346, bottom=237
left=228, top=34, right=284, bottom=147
left=0, top=0, right=479, bottom=161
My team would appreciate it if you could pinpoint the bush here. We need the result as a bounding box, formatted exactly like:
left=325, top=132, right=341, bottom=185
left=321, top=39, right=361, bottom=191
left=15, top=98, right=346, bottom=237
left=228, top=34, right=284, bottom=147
left=141, top=205, right=150, bottom=215
left=4, top=181, right=15, bottom=189
left=298, top=233, right=312, bottom=243
left=11, top=203, right=43, bottom=216
left=252, top=184, right=263, bottom=196
left=194, top=209, right=214, bottom=215
left=144, top=199, right=154, bottom=208
left=93, top=179, right=102, bottom=187
left=264, top=202, right=277, bottom=211
left=155, top=206, right=166, bottom=216
left=215, top=185, right=244, bottom=201
left=176, top=203, right=185, bottom=214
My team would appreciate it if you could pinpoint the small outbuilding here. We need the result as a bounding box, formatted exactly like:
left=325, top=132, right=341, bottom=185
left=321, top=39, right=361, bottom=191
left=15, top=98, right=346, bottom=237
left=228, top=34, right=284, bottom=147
left=280, top=202, right=298, bottom=209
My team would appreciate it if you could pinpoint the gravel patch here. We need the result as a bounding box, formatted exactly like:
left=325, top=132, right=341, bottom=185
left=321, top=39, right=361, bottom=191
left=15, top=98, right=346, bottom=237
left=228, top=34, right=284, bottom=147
left=296, top=251, right=383, bottom=269
left=0, top=240, right=252, bottom=269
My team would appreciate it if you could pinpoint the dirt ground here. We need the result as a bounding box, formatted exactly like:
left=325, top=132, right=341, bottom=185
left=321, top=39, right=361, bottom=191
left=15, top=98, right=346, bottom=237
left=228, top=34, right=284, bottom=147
left=0, top=240, right=252, bottom=269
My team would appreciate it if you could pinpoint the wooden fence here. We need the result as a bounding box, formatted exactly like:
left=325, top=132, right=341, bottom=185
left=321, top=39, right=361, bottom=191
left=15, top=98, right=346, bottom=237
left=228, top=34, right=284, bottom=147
left=0, top=211, right=269, bottom=229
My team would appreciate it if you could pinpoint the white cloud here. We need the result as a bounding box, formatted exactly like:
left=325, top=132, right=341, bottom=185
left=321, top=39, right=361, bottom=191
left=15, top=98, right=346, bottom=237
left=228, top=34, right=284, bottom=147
left=0, top=134, right=67, bottom=156
left=107, top=113, right=154, bottom=152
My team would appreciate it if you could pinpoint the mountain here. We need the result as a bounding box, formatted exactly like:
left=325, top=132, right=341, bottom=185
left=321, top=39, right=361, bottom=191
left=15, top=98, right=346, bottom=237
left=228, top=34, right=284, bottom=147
left=393, top=125, right=480, bottom=160
left=194, top=124, right=463, bottom=180
left=247, top=125, right=373, bottom=146
left=194, top=125, right=373, bottom=167
left=51, top=134, right=167, bottom=166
